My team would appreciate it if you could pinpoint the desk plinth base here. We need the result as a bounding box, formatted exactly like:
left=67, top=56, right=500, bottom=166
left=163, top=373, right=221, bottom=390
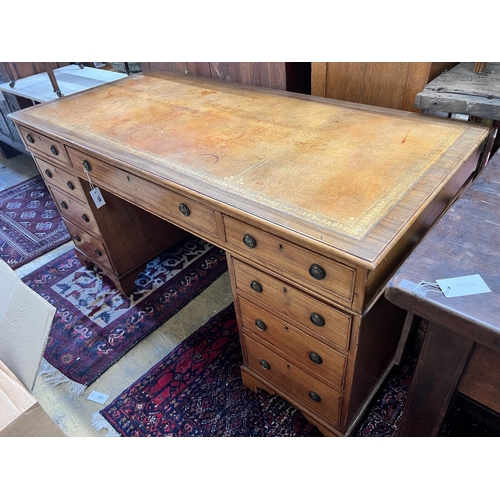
left=241, top=365, right=342, bottom=437
left=74, top=226, right=186, bottom=297
left=75, top=248, right=143, bottom=296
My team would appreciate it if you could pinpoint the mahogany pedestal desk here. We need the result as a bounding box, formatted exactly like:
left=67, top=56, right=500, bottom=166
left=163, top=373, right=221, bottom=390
left=8, top=72, right=488, bottom=436
left=386, top=149, right=500, bottom=436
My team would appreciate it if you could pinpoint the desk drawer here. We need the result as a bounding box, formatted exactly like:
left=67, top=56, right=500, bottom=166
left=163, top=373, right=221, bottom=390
left=233, top=258, right=351, bottom=350
left=238, top=296, right=346, bottom=389
left=49, top=186, right=100, bottom=238
left=243, top=334, right=341, bottom=427
left=64, top=219, right=113, bottom=271
left=66, top=147, right=219, bottom=237
left=35, top=157, right=86, bottom=203
left=17, top=125, right=70, bottom=165
left=224, top=215, right=356, bottom=306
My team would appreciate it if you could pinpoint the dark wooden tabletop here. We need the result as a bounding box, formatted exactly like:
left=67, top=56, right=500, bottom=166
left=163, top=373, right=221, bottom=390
left=386, top=148, right=500, bottom=352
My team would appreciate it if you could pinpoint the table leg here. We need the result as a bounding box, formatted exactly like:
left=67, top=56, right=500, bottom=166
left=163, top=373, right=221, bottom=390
left=397, top=322, right=474, bottom=436
left=475, top=124, right=498, bottom=175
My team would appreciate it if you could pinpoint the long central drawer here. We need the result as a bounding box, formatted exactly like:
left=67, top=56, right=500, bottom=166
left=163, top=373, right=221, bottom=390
left=66, top=146, right=219, bottom=239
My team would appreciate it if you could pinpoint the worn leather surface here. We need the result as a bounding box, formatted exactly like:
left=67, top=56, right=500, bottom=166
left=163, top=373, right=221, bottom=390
left=19, top=72, right=488, bottom=261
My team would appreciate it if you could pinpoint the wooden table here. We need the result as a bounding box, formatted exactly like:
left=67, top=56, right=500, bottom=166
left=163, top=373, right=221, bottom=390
left=385, top=149, right=500, bottom=436
left=8, top=72, right=489, bottom=436
left=415, top=62, right=500, bottom=120
left=0, top=65, right=127, bottom=156
left=0, top=64, right=126, bottom=103
left=415, top=62, right=500, bottom=171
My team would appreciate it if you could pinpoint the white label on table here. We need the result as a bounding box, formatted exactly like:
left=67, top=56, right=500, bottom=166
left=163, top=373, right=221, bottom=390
left=87, top=390, right=110, bottom=404
left=436, top=274, right=491, bottom=298
left=90, top=187, right=106, bottom=208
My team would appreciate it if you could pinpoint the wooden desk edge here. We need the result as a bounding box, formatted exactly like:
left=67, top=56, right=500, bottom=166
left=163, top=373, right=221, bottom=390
left=385, top=284, right=500, bottom=354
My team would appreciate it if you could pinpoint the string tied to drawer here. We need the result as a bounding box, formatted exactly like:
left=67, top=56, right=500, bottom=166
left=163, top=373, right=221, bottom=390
left=84, top=163, right=106, bottom=209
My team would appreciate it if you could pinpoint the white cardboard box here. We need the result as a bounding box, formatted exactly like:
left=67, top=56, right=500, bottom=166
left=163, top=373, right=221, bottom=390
left=0, top=359, right=65, bottom=437
left=0, top=259, right=65, bottom=436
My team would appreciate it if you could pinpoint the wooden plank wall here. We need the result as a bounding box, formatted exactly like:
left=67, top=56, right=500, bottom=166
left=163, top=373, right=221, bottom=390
left=311, top=62, right=458, bottom=112
left=141, top=62, right=311, bottom=94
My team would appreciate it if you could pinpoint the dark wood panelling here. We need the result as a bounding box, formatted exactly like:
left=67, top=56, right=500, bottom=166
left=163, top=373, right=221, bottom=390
left=141, top=62, right=311, bottom=93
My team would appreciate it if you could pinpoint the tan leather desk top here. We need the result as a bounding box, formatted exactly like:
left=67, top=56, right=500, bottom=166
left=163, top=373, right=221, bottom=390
left=10, top=71, right=489, bottom=267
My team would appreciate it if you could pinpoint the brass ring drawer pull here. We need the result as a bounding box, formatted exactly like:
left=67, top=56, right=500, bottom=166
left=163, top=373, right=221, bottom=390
left=82, top=214, right=90, bottom=222
left=309, top=263, right=326, bottom=280
left=60, top=201, right=68, bottom=209
left=260, top=359, right=271, bottom=370
left=179, top=203, right=190, bottom=216
left=26, top=133, right=34, bottom=143
left=310, top=312, right=325, bottom=327
left=309, top=352, right=323, bottom=364
left=309, top=391, right=321, bottom=403
left=67, top=181, right=75, bottom=190
left=83, top=160, right=91, bottom=171
left=243, top=233, right=257, bottom=248
left=255, top=319, right=266, bottom=331
left=50, top=145, right=59, bottom=156
left=250, top=280, right=263, bottom=293
left=44, top=169, right=53, bottom=178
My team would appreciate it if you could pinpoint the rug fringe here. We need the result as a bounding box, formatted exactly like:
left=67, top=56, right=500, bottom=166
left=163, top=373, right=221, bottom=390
left=38, top=358, right=87, bottom=397
left=91, top=412, right=120, bottom=437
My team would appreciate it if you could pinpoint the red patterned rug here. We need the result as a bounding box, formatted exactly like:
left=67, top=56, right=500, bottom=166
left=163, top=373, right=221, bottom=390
left=97, top=306, right=499, bottom=437
left=0, top=175, right=70, bottom=269
left=22, top=235, right=227, bottom=394
left=95, top=303, right=322, bottom=437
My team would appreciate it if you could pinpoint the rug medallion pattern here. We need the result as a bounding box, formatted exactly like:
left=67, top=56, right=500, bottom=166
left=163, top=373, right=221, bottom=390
left=22, top=236, right=227, bottom=391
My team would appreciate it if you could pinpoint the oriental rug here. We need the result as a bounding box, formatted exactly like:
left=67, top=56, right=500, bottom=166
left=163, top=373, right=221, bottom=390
left=95, top=303, right=322, bottom=437
left=96, top=305, right=499, bottom=438
left=355, top=337, right=421, bottom=437
left=0, top=175, right=70, bottom=269
left=22, top=235, right=227, bottom=395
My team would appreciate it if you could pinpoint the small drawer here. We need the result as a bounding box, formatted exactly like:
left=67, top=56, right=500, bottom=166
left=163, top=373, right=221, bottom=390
left=49, top=186, right=100, bottom=238
left=67, top=146, right=113, bottom=177
left=224, top=215, right=356, bottom=307
left=67, top=146, right=219, bottom=237
left=17, top=125, right=70, bottom=165
left=233, top=258, right=351, bottom=350
left=64, top=219, right=113, bottom=272
left=243, top=334, right=341, bottom=427
left=35, top=157, right=86, bottom=203
left=238, top=296, right=347, bottom=389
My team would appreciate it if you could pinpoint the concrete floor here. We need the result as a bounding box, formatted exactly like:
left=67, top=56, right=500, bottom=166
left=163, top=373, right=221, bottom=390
left=2, top=151, right=233, bottom=437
